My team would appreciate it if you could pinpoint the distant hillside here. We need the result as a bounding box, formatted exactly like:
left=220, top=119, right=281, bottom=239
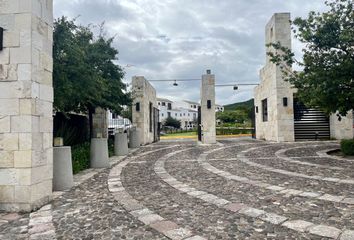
left=224, top=99, right=254, bottom=111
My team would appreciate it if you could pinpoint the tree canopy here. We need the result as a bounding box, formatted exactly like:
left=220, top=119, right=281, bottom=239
left=267, top=0, right=354, bottom=118
left=164, top=117, right=181, bottom=129
left=53, top=17, right=131, bottom=117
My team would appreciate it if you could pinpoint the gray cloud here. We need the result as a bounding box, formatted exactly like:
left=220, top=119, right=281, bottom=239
left=54, top=0, right=328, bottom=105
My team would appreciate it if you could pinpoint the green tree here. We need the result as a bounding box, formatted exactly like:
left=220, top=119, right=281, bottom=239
left=164, top=117, right=181, bottom=129
left=53, top=17, right=131, bottom=137
left=216, top=110, right=248, bottom=124
left=267, top=0, right=354, bottom=118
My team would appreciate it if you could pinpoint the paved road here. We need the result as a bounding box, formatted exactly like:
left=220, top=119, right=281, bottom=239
left=1, top=138, right=353, bottom=239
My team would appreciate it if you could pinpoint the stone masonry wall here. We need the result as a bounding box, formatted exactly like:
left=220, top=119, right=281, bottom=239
left=132, top=76, right=157, bottom=145
left=255, top=13, right=295, bottom=142
left=0, top=0, right=53, bottom=212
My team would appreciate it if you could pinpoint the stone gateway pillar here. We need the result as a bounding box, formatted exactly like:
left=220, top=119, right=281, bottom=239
left=131, top=76, right=157, bottom=145
left=0, top=0, right=54, bottom=212
left=200, top=70, right=216, bottom=144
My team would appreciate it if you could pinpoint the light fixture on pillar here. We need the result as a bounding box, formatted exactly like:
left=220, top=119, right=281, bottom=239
left=233, top=85, right=238, bottom=90
left=0, top=27, right=3, bottom=51
left=173, top=80, right=178, bottom=86
left=283, top=97, right=288, bottom=107
left=206, top=69, right=211, bottom=74
left=207, top=100, right=212, bottom=109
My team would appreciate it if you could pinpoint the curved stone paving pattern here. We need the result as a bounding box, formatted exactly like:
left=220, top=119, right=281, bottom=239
left=159, top=146, right=354, bottom=239
left=0, top=139, right=353, bottom=239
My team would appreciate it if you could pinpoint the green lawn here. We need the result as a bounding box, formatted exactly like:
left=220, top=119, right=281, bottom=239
left=163, top=131, right=197, bottom=137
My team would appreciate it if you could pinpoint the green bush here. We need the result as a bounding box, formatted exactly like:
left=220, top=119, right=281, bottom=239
left=71, top=142, right=90, bottom=174
left=341, top=139, right=354, bottom=156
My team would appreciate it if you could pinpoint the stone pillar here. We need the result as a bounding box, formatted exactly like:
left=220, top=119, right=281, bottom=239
left=200, top=70, right=216, bottom=144
left=92, top=107, right=108, bottom=138
left=0, top=0, right=54, bottom=212
left=254, top=13, right=295, bottom=142
left=131, top=76, right=157, bottom=145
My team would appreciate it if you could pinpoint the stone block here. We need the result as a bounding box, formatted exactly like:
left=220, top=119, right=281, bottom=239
left=0, top=133, right=19, bottom=150
left=0, top=14, right=15, bottom=29
left=14, top=13, right=31, bottom=31
left=16, top=168, right=31, bottom=185
left=0, top=99, right=19, bottom=115
left=0, top=168, right=17, bottom=185
left=0, top=150, right=14, bottom=167
left=42, top=133, right=52, bottom=149
left=14, top=150, right=32, bottom=168
left=0, top=64, right=18, bottom=81
left=3, top=30, right=20, bottom=47
left=30, top=180, right=52, bottom=202
left=20, top=30, right=31, bottom=47
left=18, top=64, right=32, bottom=80
left=10, top=46, right=31, bottom=64
left=0, top=116, right=10, bottom=132
left=0, top=48, right=10, bottom=64
left=32, top=165, right=52, bottom=184
left=20, top=98, right=35, bottom=115
left=0, top=0, right=20, bottom=14
left=0, top=185, right=14, bottom=202
left=14, top=185, right=31, bottom=203
left=19, top=133, right=32, bottom=150
left=39, top=84, right=53, bottom=101
left=11, top=115, right=32, bottom=132
left=39, top=116, right=52, bottom=133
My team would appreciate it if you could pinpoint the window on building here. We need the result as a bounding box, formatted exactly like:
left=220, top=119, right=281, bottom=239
left=168, top=112, right=171, bottom=118
left=162, top=102, right=166, bottom=106
left=194, top=105, right=197, bottom=108
left=175, top=113, right=177, bottom=117
left=188, top=113, right=190, bottom=116
left=162, top=113, right=164, bottom=117
left=262, top=98, right=268, bottom=122
left=158, top=102, right=160, bottom=105
left=191, top=105, right=193, bottom=108
left=183, top=113, right=185, bottom=116
left=167, top=103, right=172, bottom=110
left=112, top=113, right=117, bottom=119
left=194, top=113, right=196, bottom=118
left=180, top=113, right=182, bottom=117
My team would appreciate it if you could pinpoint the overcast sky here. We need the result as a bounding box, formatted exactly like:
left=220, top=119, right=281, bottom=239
left=54, top=0, right=328, bottom=105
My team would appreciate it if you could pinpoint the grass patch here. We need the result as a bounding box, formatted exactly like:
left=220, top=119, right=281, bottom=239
left=341, top=139, right=354, bottom=156
left=163, top=131, right=197, bottom=137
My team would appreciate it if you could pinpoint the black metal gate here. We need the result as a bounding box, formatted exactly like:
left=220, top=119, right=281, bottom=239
left=294, top=99, right=330, bottom=141
left=153, top=107, right=160, bottom=142
left=251, top=105, right=256, bottom=139
left=197, top=106, right=202, bottom=141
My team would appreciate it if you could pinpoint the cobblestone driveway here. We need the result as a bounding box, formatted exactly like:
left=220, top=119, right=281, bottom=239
left=1, top=138, right=353, bottom=239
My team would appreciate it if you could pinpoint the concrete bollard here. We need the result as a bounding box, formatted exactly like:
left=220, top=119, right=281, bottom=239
left=53, top=147, right=74, bottom=191
left=129, top=128, right=141, bottom=148
left=90, top=138, right=110, bottom=168
left=114, top=132, right=129, bottom=156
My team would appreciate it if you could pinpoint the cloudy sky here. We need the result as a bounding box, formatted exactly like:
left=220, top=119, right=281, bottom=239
left=54, top=0, right=328, bottom=105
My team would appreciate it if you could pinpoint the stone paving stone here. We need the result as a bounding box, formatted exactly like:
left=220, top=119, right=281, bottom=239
left=238, top=207, right=266, bottom=218
left=1, top=213, right=21, bottom=221
left=308, top=224, right=341, bottom=239
left=340, top=230, right=354, bottom=240
left=184, top=236, right=208, bottom=240
left=165, top=227, right=193, bottom=240
left=342, top=198, right=354, bottom=204
left=282, top=220, right=314, bottom=232
left=298, top=191, right=322, bottom=198
left=150, top=220, right=179, bottom=233
left=259, top=213, right=288, bottom=225
left=318, top=194, right=345, bottom=202
left=138, top=214, right=164, bottom=225
left=223, top=202, right=247, bottom=212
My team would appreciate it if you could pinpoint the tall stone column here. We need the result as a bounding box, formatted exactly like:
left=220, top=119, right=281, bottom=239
left=0, top=0, right=54, bottom=212
left=200, top=70, right=216, bottom=144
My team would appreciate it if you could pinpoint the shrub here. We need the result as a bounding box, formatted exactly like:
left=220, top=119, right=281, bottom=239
left=341, top=139, right=354, bottom=156
left=71, top=142, right=90, bottom=174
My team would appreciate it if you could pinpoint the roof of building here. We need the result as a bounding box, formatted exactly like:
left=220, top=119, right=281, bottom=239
left=183, top=100, right=200, bottom=105
left=157, top=97, right=173, bottom=103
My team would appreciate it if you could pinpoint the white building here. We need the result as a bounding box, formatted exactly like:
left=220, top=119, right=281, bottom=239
left=157, top=98, right=223, bottom=129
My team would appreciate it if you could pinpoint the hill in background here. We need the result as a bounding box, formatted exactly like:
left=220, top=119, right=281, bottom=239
left=224, top=99, right=254, bottom=111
